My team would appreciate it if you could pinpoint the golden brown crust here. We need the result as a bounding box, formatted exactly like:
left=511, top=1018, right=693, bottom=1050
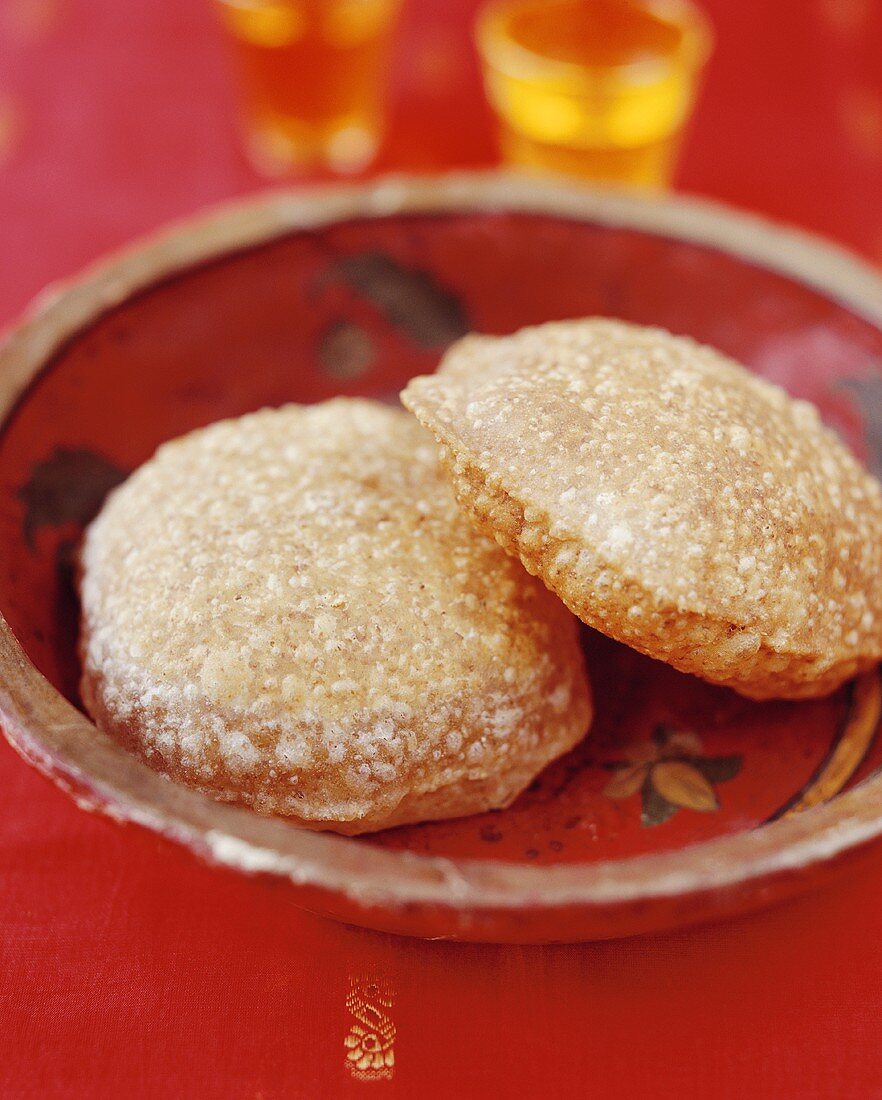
left=402, top=319, right=882, bottom=699
left=79, top=399, right=591, bottom=833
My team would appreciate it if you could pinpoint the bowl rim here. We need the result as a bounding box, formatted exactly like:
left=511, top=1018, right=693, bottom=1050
left=3, top=170, right=882, bottom=916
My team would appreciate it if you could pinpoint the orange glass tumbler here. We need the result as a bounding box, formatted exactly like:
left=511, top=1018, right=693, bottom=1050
left=476, top=0, right=713, bottom=187
left=216, top=0, right=401, bottom=176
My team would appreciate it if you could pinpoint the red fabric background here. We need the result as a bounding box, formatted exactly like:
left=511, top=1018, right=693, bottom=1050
left=2, top=1, right=882, bottom=1096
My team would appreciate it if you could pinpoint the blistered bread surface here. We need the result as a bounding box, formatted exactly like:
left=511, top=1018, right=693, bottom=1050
left=79, top=398, right=591, bottom=832
left=402, top=319, right=882, bottom=699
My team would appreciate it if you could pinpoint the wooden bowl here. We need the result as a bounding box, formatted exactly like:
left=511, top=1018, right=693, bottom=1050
left=3, top=174, right=882, bottom=942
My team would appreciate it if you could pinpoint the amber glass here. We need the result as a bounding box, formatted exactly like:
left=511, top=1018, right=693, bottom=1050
left=216, top=0, right=400, bottom=175
left=476, top=0, right=712, bottom=188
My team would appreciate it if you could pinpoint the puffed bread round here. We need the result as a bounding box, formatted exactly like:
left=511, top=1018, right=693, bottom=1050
left=79, top=398, right=592, bottom=833
left=402, top=319, right=882, bottom=700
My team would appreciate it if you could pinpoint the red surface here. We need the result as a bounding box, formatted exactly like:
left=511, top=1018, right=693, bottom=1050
left=2, top=0, right=882, bottom=1095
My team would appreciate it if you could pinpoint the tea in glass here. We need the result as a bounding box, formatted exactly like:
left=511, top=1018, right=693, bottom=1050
left=476, top=0, right=712, bottom=187
left=216, top=0, right=401, bottom=175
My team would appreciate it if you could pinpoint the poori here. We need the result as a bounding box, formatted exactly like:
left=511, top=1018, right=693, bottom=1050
left=79, top=398, right=592, bottom=834
left=402, top=318, right=882, bottom=700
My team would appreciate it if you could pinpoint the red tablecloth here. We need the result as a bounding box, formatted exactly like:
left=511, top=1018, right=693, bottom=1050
left=2, top=1, right=882, bottom=1096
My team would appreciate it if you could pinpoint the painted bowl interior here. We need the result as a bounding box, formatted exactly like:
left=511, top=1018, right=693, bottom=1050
left=2, top=177, right=882, bottom=941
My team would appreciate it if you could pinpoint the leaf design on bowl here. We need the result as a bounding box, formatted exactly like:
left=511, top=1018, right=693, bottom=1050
left=324, top=251, right=469, bottom=348
left=604, top=725, right=743, bottom=827
left=17, top=447, right=127, bottom=550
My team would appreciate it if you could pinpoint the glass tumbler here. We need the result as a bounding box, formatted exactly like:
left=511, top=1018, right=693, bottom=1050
left=476, top=0, right=712, bottom=188
left=216, top=0, right=401, bottom=175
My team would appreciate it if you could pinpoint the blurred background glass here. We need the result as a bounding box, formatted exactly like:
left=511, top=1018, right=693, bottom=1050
left=214, top=0, right=711, bottom=187
left=476, top=0, right=712, bottom=187
left=215, top=0, right=402, bottom=176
